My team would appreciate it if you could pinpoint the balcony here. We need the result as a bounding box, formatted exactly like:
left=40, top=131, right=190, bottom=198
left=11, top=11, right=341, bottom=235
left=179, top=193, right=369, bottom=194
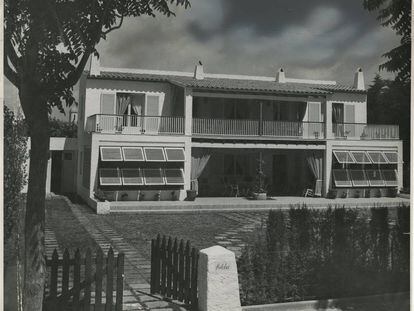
left=192, top=118, right=325, bottom=139
left=333, top=123, right=399, bottom=140
left=86, top=114, right=184, bottom=135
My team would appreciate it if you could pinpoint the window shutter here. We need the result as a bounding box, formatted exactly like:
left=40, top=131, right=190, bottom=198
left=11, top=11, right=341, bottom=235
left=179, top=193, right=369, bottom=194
left=146, top=95, right=160, bottom=116
left=344, top=105, right=355, bottom=123
left=308, top=102, right=320, bottom=122
left=100, top=94, right=115, bottom=114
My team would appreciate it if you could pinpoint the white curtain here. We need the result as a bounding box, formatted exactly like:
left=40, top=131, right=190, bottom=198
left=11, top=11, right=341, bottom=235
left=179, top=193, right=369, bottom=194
left=191, top=149, right=211, bottom=194
left=306, top=151, right=323, bottom=196
left=117, top=94, right=131, bottom=115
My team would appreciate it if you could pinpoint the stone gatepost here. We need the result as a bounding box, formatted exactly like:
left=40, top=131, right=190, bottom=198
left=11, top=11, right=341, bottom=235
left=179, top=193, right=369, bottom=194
left=197, top=245, right=242, bottom=311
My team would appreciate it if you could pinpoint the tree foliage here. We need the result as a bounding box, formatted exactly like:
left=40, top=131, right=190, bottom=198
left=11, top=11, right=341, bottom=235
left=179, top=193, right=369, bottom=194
left=49, top=117, right=77, bottom=137
left=4, top=106, right=28, bottom=241
left=363, top=0, right=411, bottom=82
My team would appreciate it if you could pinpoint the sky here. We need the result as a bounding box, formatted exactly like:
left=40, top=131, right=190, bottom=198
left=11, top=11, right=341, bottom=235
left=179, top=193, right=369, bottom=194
left=4, top=0, right=400, bottom=119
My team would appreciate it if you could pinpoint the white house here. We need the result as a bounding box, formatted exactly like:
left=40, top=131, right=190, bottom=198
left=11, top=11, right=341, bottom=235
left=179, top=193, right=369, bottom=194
left=66, top=56, right=402, bottom=209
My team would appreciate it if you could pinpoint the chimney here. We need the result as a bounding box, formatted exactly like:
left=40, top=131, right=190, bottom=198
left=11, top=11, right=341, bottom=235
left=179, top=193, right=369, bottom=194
left=353, top=67, right=365, bottom=90
left=194, top=61, right=204, bottom=80
left=89, top=54, right=101, bottom=76
left=276, top=67, right=286, bottom=83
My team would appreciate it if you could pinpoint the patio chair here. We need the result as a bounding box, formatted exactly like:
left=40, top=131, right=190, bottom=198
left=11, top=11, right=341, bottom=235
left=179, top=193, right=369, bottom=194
left=303, top=188, right=314, bottom=197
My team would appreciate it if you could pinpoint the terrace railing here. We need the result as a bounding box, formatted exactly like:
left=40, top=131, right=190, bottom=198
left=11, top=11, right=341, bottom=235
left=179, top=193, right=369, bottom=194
left=192, top=118, right=325, bottom=139
left=86, top=114, right=185, bottom=135
left=333, top=123, right=399, bottom=140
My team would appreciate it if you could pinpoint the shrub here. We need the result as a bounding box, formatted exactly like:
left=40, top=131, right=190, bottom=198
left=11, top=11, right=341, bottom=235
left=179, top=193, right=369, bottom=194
left=237, top=204, right=410, bottom=305
left=4, top=106, right=28, bottom=241
left=49, top=117, right=77, bottom=137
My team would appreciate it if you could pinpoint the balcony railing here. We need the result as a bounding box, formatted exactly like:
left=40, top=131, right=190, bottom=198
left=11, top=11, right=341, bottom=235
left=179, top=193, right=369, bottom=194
left=192, top=118, right=325, bottom=139
left=86, top=114, right=185, bottom=135
left=333, top=123, right=399, bottom=140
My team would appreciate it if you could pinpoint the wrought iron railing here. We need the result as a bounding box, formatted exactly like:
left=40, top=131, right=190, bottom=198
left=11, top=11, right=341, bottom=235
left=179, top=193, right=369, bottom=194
left=333, top=123, right=399, bottom=140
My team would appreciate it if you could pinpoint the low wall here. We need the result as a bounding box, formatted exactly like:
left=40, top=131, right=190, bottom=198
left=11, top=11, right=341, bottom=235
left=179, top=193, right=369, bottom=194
left=241, top=292, right=409, bottom=311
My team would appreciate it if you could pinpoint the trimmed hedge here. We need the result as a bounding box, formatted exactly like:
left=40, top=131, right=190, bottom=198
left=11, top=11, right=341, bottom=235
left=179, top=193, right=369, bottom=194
left=237, top=205, right=409, bottom=305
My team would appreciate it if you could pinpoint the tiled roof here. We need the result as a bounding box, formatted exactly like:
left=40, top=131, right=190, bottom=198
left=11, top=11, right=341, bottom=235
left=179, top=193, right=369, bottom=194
left=89, top=71, right=366, bottom=95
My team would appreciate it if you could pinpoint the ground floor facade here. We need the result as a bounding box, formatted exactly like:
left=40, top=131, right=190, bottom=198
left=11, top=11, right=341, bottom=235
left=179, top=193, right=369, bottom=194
left=30, top=135, right=402, bottom=211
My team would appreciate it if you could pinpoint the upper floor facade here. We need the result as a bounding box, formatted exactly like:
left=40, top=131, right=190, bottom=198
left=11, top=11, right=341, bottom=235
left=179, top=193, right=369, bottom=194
left=78, top=57, right=399, bottom=142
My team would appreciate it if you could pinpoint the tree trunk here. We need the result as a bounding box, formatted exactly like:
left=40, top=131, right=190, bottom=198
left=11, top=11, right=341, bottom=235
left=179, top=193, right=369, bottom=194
left=19, top=86, right=50, bottom=311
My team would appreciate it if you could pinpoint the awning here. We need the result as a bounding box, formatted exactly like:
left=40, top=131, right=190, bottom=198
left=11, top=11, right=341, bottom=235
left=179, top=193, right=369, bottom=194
left=367, top=151, right=388, bottom=164
left=99, top=168, right=122, bottom=185
left=122, top=147, right=144, bottom=161
left=349, top=151, right=371, bottom=164
left=332, top=169, right=352, bottom=187
left=164, top=148, right=185, bottom=162
left=164, top=169, right=185, bottom=185
left=383, top=152, right=399, bottom=164
left=365, top=169, right=385, bottom=187
left=143, top=168, right=165, bottom=185
left=349, top=169, right=369, bottom=187
left=121, top=169, right=144, bottom=185
left=100, top=147, right=123, bottom=161
left=382, top=169, right=398, bottom=186
left=143, top=147, right=166, bottom=162
left=333, top=151, right=355, bottom=164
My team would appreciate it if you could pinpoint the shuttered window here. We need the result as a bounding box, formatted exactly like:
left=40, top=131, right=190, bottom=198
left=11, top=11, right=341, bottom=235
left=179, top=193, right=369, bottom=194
left=308, top=102, right=320, bottom=122
left=144, top=147, right=166, bottom=162
left=143, top=168, right=165, bottom=185
left=350, top=151, right=371, bottom=164
left=383, top=152, right=398, bottom=164
left=100, top=93, right=115, bottom=114
left=164, top=148, right=185, bottom=162
left=381, top=169, right=398, bottom=186
left=333, top=151, right=355, bottom=164
left=146, top=95, right=160, bottom=116
left=367, top=151, right=388, bottom=164
left=366, top=169, right=385, bottom=187
left=100, top=147, right=123, bottom=161
left=122, top=147, right=144, bottom=161
left=99, top=168, right=122, bottom=186
left=121, top=169, right=144, bottom=185
left=164, top=169, right=184, bottom=185
left=349, top=170, right=369, bottom=187
left=332, top=169, right=352, bottom=187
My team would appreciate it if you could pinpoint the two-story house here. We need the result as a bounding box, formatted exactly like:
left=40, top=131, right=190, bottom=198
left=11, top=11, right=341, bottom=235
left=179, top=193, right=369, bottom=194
left=76, top=56, right=402, bottom=210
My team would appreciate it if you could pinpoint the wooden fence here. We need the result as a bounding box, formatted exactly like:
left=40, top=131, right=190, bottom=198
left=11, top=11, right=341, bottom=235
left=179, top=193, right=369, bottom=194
left=150, top=235, right=199, bottom=309
left=44, top=247, right=124, bottom=311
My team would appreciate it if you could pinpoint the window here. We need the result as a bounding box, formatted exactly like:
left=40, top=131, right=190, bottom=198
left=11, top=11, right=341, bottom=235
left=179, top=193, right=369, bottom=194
left=100, top=93, right=115, bottom=114
left=143, top=147, right=166, bottom=162
left=164, top=148, right=185, bottom=162
left=122, top=147, right=144, bottom=161
left=383, top=152, right=398, bottom=164
left=99, top=168, right=122, bottom=186
left=367, top=151, right=387, bottom=164
left=121, top=169, right=144, bottom=185
left=381, top=169, right=398, bottom=186
left=332, top=169, right=352, bottom=187
left=82, top=148, right=91, bottom=189
left=350, top=151, right=371, bottom=164
left=164, top=169, right=185, bottom=185
left=333, top=151, right=355, bottom=164
left=349, top=170, right=369, bottom=187
left=365, top=169, right=385, bottom=187
left=100, top=147, right=123, bottom=161
left=143, top=168, right=165, bottom=185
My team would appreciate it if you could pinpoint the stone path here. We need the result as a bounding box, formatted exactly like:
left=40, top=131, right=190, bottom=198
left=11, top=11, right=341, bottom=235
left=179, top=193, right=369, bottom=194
left=59, top=196, right=186, bottom=311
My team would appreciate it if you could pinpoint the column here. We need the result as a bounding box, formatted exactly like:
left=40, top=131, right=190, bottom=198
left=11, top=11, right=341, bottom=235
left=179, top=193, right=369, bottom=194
left=325, top=99, right=333, bottom=139
left=184, top=88, right=193, bottom=136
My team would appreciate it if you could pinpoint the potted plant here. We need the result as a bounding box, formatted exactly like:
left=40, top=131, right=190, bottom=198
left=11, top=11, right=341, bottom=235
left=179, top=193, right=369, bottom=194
left=327, top=189, right=337, bottom=199
left=252, top=152, right=267, bottom=200
left=388, top=187, right=398, bottom=198
left=94, top=189, right=107, bottom=202
left=186, top=189, right=197, bottom=201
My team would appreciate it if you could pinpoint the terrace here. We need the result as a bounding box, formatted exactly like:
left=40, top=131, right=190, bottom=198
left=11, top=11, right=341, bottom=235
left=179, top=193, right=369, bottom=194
left=86, top=114, right=399, bottom=140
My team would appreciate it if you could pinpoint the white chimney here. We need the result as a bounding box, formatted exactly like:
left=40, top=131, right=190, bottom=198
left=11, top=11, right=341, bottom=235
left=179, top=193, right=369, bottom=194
left=89, top=54, right=101, bottom=76
left=276, top=67, right=286, bottom=83
left=194, top=61, right=204, bottom=80
left=353, top=67, right=365, bottom=90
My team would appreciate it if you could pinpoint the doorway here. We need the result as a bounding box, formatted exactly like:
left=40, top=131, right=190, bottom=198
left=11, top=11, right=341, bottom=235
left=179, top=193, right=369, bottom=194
left=51, top=151, right=62, bottom=194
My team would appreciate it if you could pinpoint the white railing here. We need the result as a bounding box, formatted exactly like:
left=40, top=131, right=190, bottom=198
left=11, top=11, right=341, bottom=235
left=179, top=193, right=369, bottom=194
left=333, top=123, right=399, bottom=140
left=192, top=118, right=259, bottom=136
left=86, top=115, right=184, bottom=135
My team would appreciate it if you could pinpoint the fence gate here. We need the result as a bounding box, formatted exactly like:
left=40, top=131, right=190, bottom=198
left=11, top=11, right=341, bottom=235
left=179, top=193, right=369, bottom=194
left=150, top=234, right=199, bottom=310
left=44, top=247, right=124, bottom=311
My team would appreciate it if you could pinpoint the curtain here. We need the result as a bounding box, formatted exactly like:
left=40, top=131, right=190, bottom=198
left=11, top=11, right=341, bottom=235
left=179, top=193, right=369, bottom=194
left=306, top=151, right=323, bottom=196
left=117, top=94, right=131, bottom=115
left=191, top=149, right=211, bottom=194
left=332, top=104, right=344, bottom=136
left=297, top=102, right=306, bottom=121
